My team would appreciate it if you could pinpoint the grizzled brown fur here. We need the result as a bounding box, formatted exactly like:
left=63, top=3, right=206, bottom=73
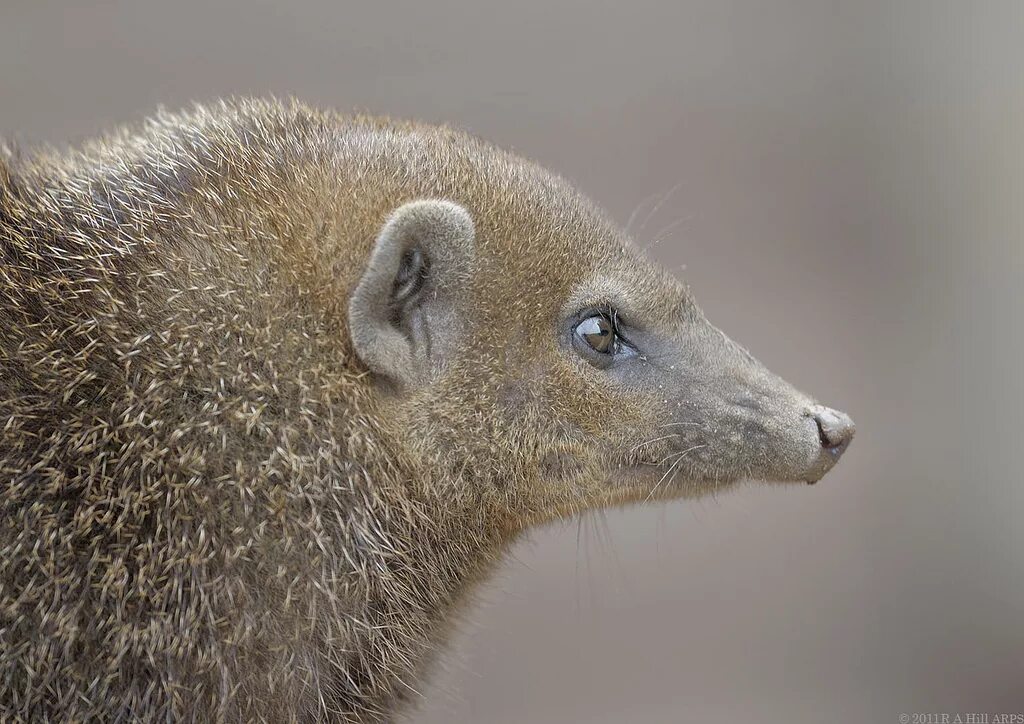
left=0, top=98, right=853, bottom=722
left=0, top=98, right=641, bottom=722
left=0, top=101, right=498, bottom=721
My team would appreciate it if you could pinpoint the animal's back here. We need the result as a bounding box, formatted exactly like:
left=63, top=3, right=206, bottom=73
left=0, top=105, right=390, bottom=720
left=0, top=135, right=232, bottom=719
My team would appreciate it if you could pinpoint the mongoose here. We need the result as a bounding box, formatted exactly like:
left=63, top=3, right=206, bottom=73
left=0, top=98, right=854, bottom=722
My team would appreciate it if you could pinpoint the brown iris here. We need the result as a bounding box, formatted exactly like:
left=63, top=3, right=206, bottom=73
left=576, top=314, right=615, bottom=354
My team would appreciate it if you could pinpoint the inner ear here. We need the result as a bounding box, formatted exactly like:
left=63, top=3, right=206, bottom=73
left=389, top=247, right=430, bottom=326
left=348, top=199, right=475, bottom=389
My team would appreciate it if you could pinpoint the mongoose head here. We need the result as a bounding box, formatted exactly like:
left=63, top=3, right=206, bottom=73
left=344, top=131, right=854, bottom=531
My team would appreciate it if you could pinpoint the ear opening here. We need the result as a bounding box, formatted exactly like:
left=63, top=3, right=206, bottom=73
left=389, top=247, right=430, bottom=326
left=348, top=199, right=475, bottom=389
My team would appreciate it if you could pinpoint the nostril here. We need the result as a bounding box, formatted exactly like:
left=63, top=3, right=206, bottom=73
left=812, top=407, right=855, bottom=452
left=815, top=417, right=832, bottom=448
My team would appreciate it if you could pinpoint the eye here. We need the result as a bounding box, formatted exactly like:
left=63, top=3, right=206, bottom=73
left=575, top=312, right=619, bottom=354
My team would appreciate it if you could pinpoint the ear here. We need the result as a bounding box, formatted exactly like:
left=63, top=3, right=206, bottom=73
left=348, top=199, right=476, bottom=389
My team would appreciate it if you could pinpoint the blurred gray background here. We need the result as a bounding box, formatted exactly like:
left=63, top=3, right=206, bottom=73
left=3, top=1, right=1021, bottom=722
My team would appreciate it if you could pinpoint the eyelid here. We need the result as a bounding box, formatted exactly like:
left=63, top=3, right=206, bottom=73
left=576, top=301, right=623, bottom=325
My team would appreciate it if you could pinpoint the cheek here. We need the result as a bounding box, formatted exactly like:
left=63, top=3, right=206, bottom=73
left=537, top=450, right=588, bottom=483
left=545, top=360, right=658, bottom=441
left=495, top=377, right=542, bottom=413
left=496, top=368, right=585, bottom=442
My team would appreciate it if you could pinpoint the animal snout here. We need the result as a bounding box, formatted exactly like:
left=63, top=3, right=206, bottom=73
left=810, top=406, right=855, bottom=456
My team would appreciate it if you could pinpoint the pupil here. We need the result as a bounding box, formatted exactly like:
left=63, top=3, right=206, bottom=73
left=582, top=315, right=614, bottom=353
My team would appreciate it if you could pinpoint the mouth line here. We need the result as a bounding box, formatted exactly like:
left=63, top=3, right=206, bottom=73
left=611, top=460, right=738, bottom=499
left=616, top=459, right=822, bottom=492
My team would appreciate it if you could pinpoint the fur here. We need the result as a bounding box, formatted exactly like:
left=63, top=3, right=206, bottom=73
left=0, top=98, right=853, bottom=722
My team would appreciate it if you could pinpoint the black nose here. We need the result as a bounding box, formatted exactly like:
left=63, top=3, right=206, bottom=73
left=813, top=406, right=855, bottom=454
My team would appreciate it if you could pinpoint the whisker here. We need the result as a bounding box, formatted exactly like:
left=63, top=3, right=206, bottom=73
left=662, top=455, right=686, bottom=497
left=626, top=184, right=676, bottom=235
left=638, top=183, right=681, bottom=234
left=645, top=453, right=685, bottom=502
left=628, top=433, right=680, bottom=453
left=652, top=448, right=687, bottom=466
left=658, top=422, right=702, bottom=429
left=625, top=192, right=658, bottom=235
left=651, top=215, right=691, bottom=243
left=645, top=444, right=707, bottom=502
left=641, top=215, right=691, bottom=252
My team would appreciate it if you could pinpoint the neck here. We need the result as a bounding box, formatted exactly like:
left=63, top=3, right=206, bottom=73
left=309, top=445, right=513, bottom=719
